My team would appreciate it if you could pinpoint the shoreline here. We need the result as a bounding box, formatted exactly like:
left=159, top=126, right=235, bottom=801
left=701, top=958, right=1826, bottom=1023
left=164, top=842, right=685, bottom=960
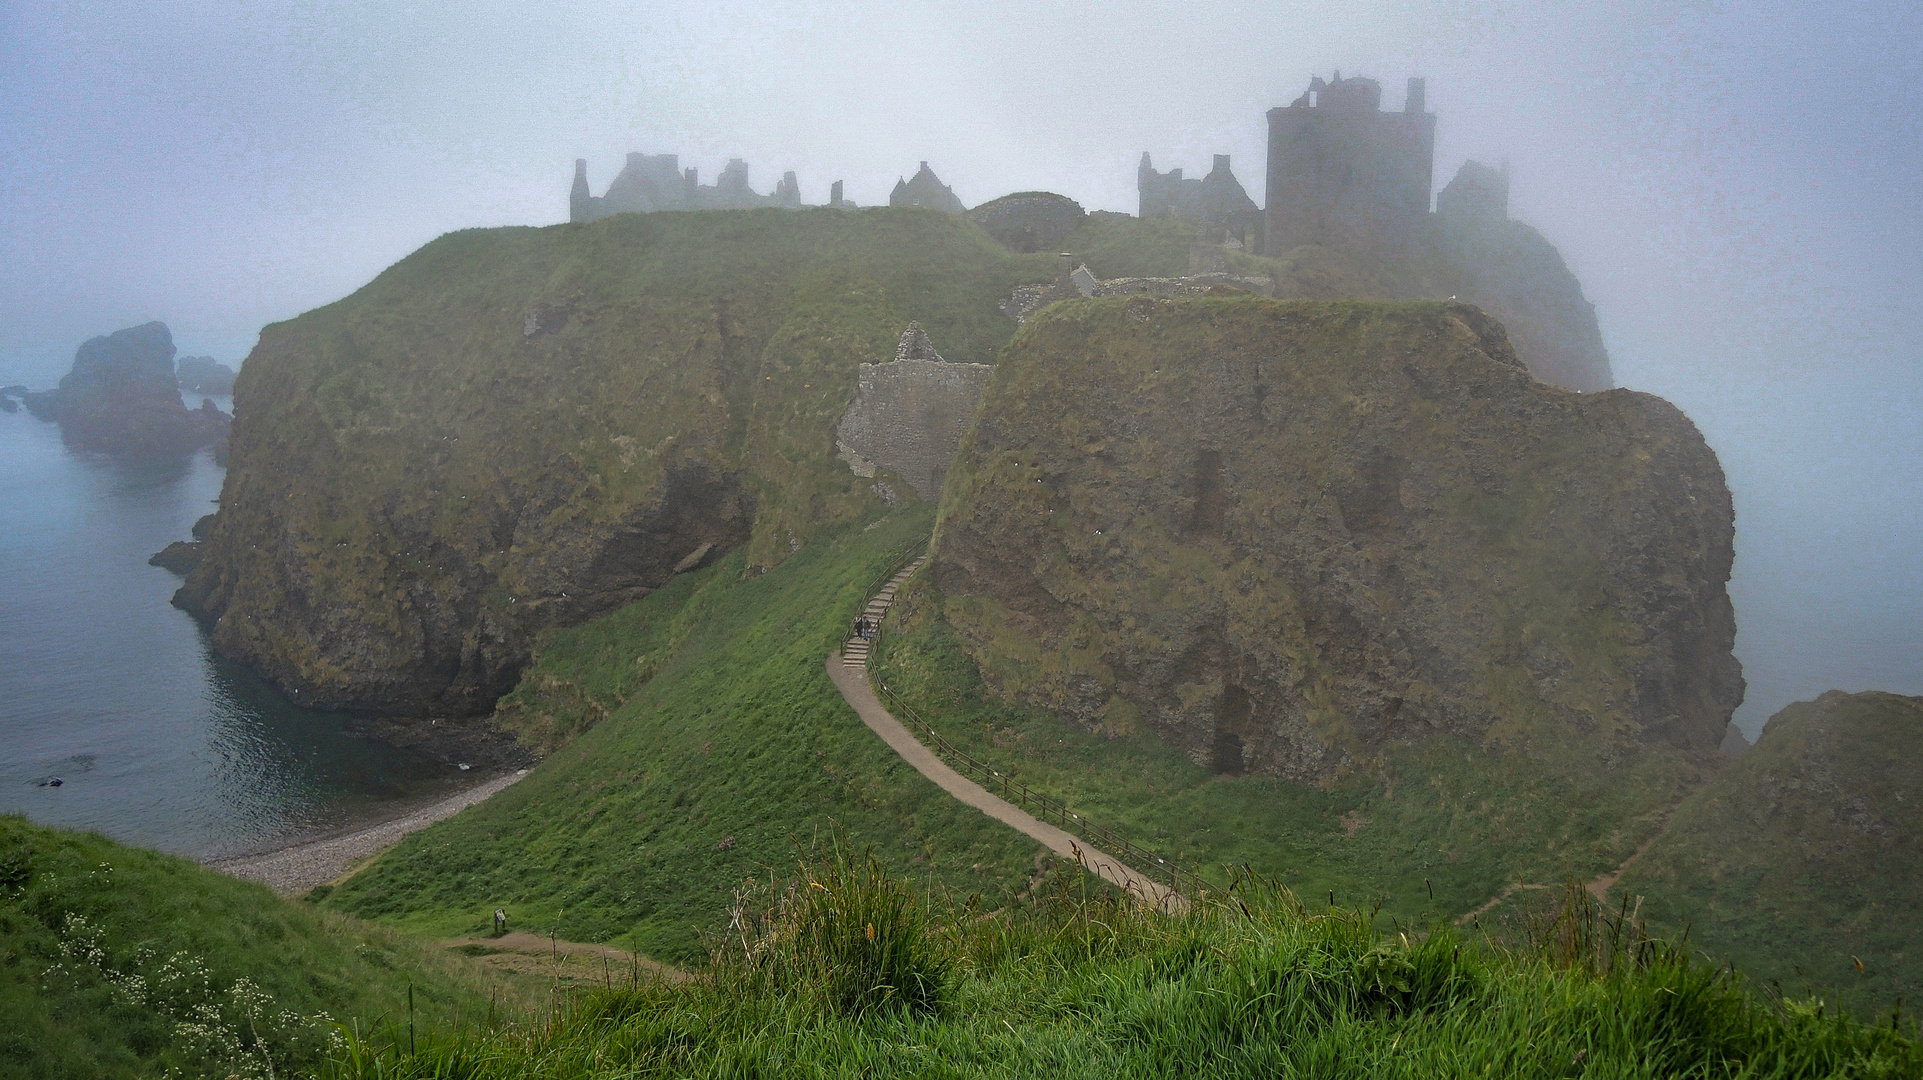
left=205, top=768, right=527, bottom=897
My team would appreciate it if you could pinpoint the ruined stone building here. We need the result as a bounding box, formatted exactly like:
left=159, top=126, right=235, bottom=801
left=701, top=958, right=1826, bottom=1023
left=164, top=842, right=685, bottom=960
left=1127, top=72, right=1611, bottom=391
left=570, top=154, right=809, bottom=222
left=889, top=162, right=966, bottom=213
left=834, top=324, right=992, bottom=501
left=1136, top=153, right=1262, bottom=247
left=1264, top=73, right=1436, bottom=253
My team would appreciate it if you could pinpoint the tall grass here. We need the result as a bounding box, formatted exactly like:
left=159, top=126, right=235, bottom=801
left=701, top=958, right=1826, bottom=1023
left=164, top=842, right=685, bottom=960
left=324, top=848, right=1920, bottom=1079
left=713, top=836, right=946, bottom=1018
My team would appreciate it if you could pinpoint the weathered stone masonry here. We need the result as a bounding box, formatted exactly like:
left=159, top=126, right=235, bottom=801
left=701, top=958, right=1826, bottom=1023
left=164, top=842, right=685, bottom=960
left=834, top=325, right=992, bottom=501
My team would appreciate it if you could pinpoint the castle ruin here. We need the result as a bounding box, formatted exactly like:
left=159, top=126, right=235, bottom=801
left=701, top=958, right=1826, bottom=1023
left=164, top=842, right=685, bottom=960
left=1436, top=158, right=1510, bottom=220
left=571, top=154, right=811, bottom=223
left=1137, top=153, right=1261, bottom=248
left=834, top=324, right=992, bottom=501
left=889, top=162, right=966, bottom=213
left=1265, top=73, right=1436, bottom=253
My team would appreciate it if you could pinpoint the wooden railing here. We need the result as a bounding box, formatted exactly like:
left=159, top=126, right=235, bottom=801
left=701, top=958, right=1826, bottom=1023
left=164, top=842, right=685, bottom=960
left=839, top=540, right=927, bottom=658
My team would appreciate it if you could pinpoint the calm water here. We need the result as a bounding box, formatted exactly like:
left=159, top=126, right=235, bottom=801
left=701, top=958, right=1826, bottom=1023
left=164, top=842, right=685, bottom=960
left=0, top=405, right=464, bottom=859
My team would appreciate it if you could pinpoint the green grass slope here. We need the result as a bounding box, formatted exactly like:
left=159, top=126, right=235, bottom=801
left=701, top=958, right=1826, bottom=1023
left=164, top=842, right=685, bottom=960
left=1614, top=690, right=1923, bottom=1012
left=322, top=506, right=1050, bottom=963
left=0, top=816, right=501, bottom=1080
left=333, top=851, right=1918, bottom=1079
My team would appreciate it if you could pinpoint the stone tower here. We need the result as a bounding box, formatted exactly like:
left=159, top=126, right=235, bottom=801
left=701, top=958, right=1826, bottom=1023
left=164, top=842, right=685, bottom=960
left=1264, top=73, right=1436, bottom=253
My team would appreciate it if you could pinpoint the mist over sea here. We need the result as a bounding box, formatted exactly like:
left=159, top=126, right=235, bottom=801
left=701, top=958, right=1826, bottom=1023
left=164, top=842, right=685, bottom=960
left=0, top=363, right=463, bottom=859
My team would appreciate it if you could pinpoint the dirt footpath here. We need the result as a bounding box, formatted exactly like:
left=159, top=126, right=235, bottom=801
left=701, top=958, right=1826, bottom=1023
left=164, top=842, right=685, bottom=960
left=443, top=932, right=688, bottom=986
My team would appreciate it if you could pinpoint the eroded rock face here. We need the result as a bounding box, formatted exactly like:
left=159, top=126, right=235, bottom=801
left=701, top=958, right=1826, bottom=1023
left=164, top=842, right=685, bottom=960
left=173, top=211, right=1035, bottom=718
left=935, top=297, right=1741, bottom=781
left=1434, top=216, right=1614, bottom=392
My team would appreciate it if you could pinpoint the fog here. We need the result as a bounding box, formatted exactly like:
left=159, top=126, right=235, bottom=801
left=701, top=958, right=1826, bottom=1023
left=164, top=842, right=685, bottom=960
left=3, top=0, right=1917, bottom=733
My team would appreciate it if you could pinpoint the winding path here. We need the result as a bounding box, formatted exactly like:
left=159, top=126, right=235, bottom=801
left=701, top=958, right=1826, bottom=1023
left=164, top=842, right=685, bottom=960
left=827, top=559, right=1183, bottom=910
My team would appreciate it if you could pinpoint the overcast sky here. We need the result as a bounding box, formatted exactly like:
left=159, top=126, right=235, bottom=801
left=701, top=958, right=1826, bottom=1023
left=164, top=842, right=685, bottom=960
left=2, top=0, right=1918, bottom=731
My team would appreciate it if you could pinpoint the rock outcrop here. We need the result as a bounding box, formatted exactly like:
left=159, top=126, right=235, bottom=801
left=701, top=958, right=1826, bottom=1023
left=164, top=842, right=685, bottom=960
left=1615, top=690, right=1922, bottom=1009
left=967, top=192, right=1086, bottom=253
left=1433, top=213, right=1614, bottom=393
left=24, top=322, right=230, bottom=457
left=175, top=210, right=1033, bottom=717
left=177, top=356, right=237, bottom=395
left=934, top=297, right=1741, bottom=782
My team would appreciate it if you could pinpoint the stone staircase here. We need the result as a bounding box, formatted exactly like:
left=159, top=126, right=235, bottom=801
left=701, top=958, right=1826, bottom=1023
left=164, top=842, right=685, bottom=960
left=841, top=556, right=927, bottom=669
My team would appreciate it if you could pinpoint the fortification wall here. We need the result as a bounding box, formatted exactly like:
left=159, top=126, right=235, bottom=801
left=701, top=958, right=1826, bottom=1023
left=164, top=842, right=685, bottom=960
left=835, top=358, right=993, bottom=500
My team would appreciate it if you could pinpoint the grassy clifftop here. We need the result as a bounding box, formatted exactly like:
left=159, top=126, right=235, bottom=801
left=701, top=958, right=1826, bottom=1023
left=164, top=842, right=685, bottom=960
left=1614, top=690, right=1923, bottom=1012
left=0, top=816, right=502, bottom=1078
left=177, top=205, right=1614, bottom=722
left=179, top=208, right=1058, bottom=717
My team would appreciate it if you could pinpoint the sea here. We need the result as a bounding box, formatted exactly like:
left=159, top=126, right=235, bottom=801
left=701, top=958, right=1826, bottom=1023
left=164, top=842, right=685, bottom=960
left=0, top=398, right=465, bottom=860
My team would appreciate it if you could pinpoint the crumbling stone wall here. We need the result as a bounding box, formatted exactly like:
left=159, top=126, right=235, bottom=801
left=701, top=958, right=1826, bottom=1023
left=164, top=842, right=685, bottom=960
left=834, top=325, right=992, bottom=500
left=1000, top=261, right=1275, bottom=324
left=572, top=154, right=811, bottom=221
left=1138, top=153, right=1263, bottom=249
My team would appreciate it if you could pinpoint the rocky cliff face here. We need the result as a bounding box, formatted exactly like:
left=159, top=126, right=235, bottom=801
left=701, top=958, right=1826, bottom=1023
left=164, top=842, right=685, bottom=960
left=176, top=211, right=1044, bottom=717
left=1432, top=217, right=1614, bottom=392
left=934, top=297, right=1740, bottom=782
left=25, top=322, right=229, bottom=457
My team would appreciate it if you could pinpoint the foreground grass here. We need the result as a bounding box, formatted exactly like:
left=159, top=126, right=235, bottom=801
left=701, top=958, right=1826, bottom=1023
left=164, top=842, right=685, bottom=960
left=0, top=816, right=511, bottom=1079
left=328, top=849, right=1920, bottom=1079
left=322, top=506, right=1049, bottom=962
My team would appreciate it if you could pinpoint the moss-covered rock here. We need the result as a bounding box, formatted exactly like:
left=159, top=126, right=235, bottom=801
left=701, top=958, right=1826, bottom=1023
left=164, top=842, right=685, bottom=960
left=933, top=297, right=1740, bottom=786
left=177, top=209, right=1051, bottom=716
left=176, top=209, right=1627, bottom=721
left=1614, top=690, right=1923, bottom=1011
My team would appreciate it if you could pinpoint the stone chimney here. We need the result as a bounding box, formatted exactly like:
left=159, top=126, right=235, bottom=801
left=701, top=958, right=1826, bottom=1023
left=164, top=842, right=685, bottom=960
left=570, top=159, right=592, bottom=223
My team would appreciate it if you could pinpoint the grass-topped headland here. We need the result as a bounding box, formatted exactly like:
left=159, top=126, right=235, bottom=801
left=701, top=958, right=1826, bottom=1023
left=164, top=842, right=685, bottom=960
left=180, top=207, right=1064, bottom=718
left=176, top=203, right=1616, bottom=725
left=925, top=295, right=1736, bottom=800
